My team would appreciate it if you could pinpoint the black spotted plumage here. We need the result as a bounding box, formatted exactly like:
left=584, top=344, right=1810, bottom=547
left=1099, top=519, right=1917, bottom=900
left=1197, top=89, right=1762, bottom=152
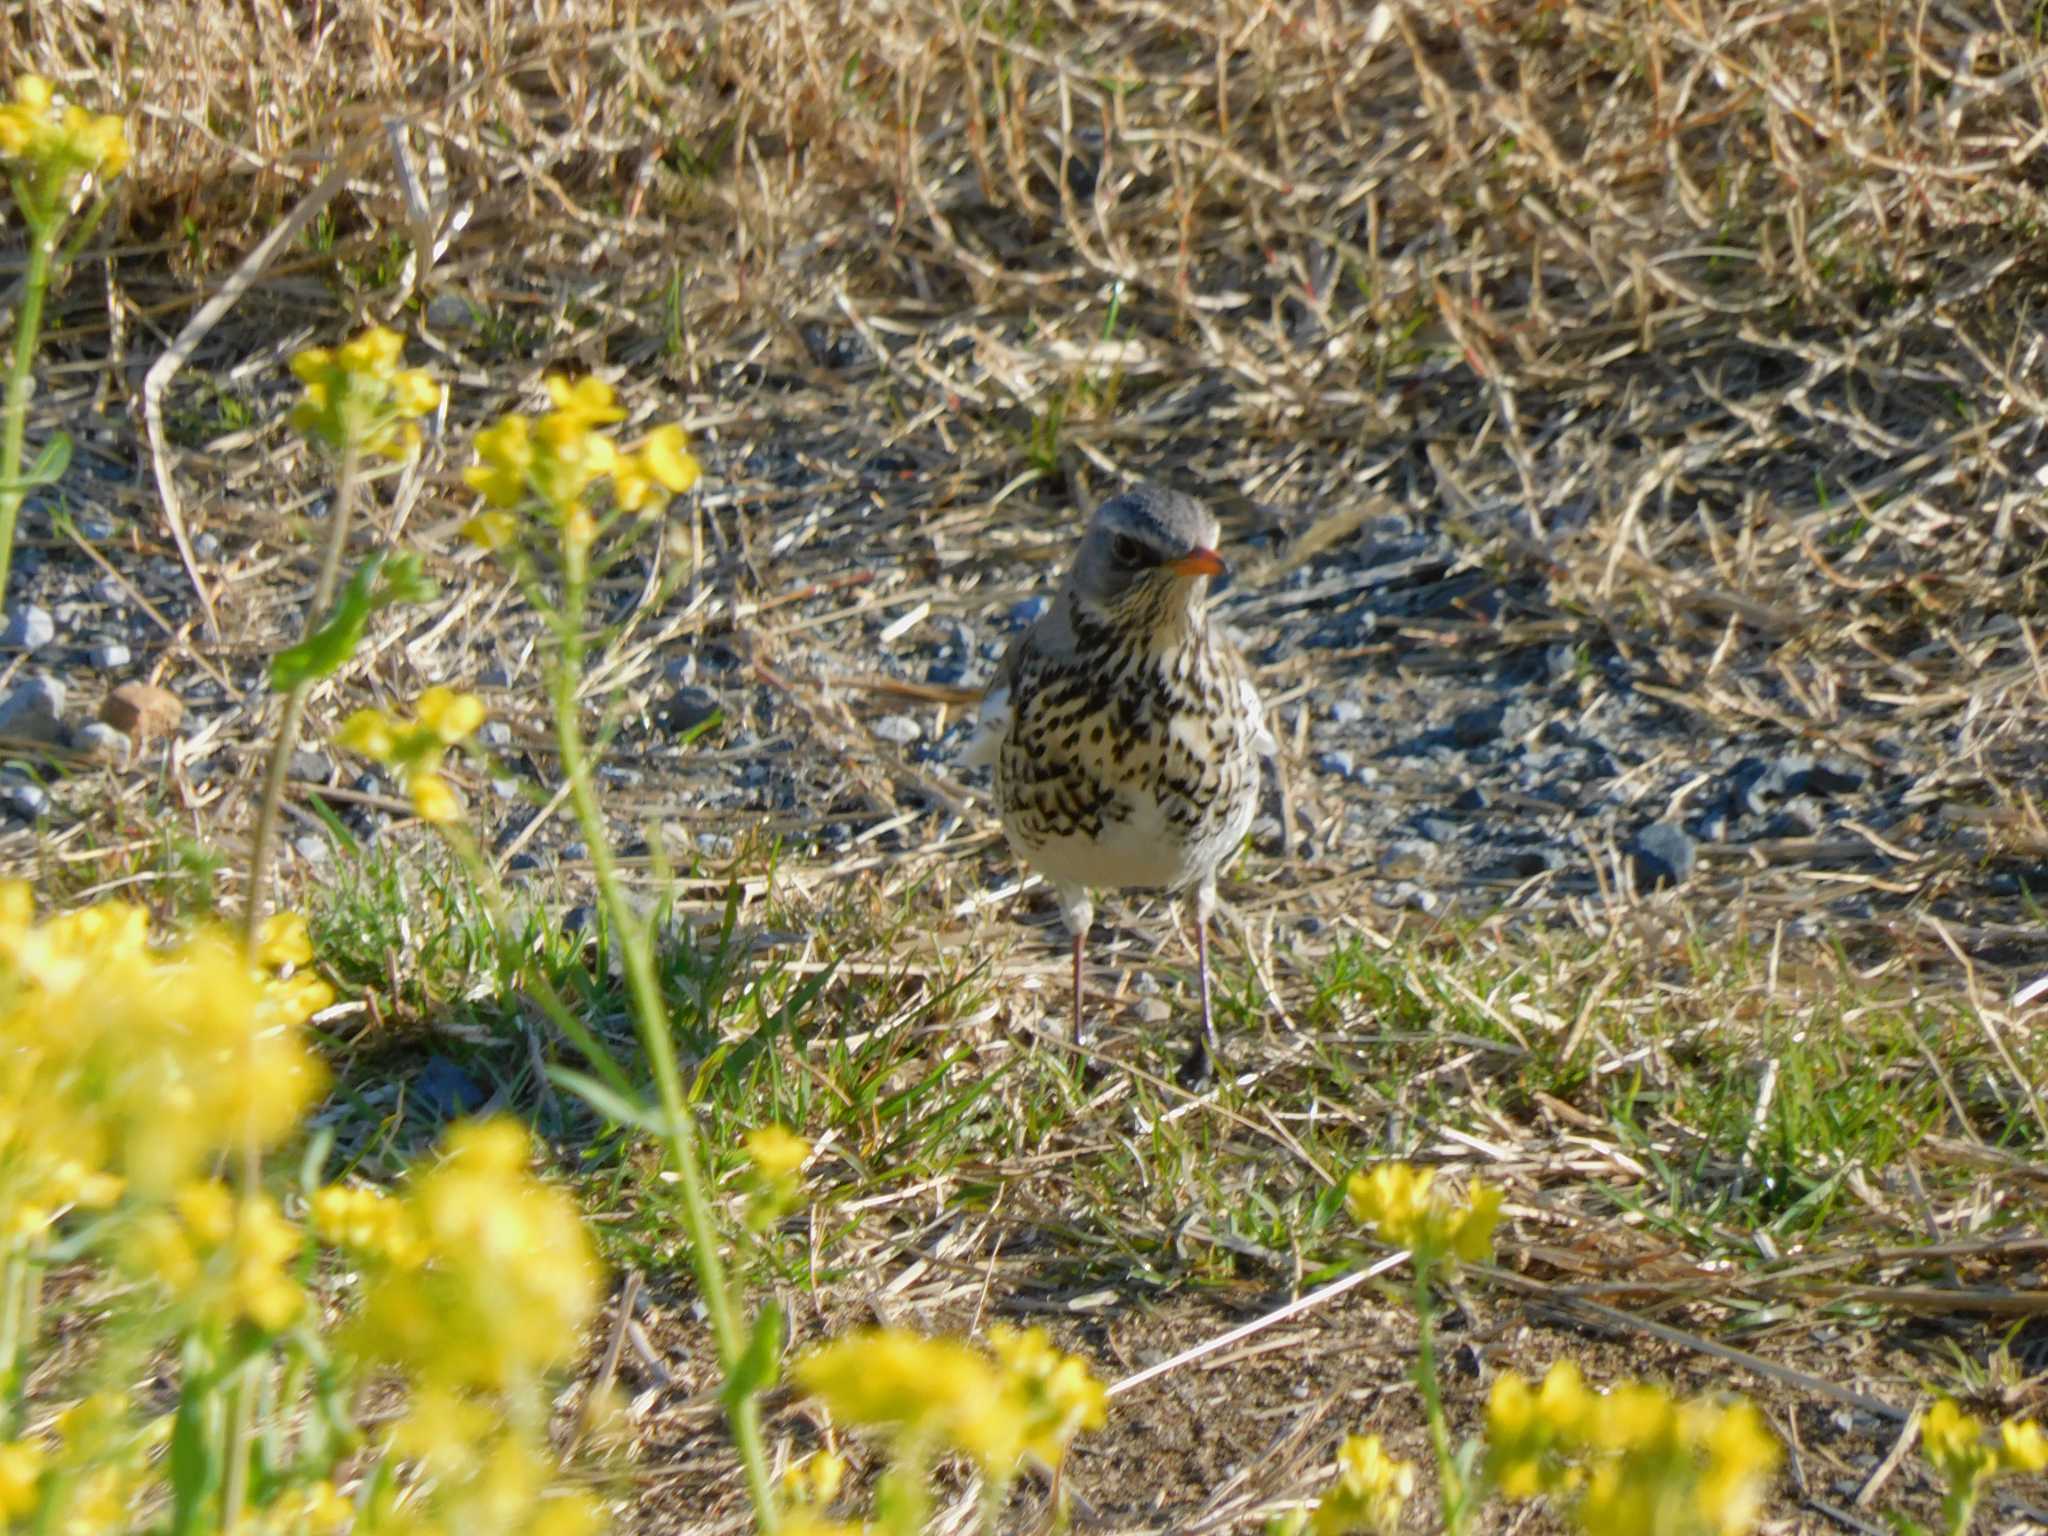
left=960, top=485, right=1274, bottom=1051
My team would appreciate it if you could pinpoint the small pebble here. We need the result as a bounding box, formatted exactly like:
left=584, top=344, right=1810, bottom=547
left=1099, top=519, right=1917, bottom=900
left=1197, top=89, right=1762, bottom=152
left=1313, top=749, right=1353, bottom=778
left=1132, top=997, right=1172, bottom=1025
left=293, top=834, right=330, bottom=863
left=1415, top=815, right=1459, bottom=844
left=425, top=292, right=481, bottom=332
left=87, top=641, right=131, bottom=670
left=1379, top=838, right=1439, bottom=878
left=1007, top=595, right=1050, bottom=628
left=290, top=750, right=333, bottom=782
left=100, top=682, right=182, bottom=743
left=658, top=685, right=722, bottom=736
left=71, top=721, right=128, bottom=762
left=1, top=605, right=54, bottom=651
left=1453, top=786, right=1489, bottom=812
left=193, top=532, right=223, bottom=561
left=0, top=783, right=49, bottom=820
left=75, top=510, right=117, bottom=542
left=0, top=677, right=66, bottom=743
left=479, top=720, right=511, bottom=748
left=871, top=714, right=921, bottom=746
left=479, top=664, right=513, bottom=688
left=1632, top=822, right=1697, bottom=889
left=1328, top=698, right=1365, bottom=726
left=925, top=660, right=967, bottom=688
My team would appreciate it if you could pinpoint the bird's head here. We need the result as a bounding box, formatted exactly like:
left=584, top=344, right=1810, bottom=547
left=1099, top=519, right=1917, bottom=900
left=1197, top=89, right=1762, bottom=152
left=1067, top=485, right=1226, bottom=632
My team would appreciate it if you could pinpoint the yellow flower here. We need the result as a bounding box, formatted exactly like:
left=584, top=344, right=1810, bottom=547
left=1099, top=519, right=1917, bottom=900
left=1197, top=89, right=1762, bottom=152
left=745, top=1125, right=811, bottom=1180
left=416, top=686, right=486, bottom=744
left=989, top=1325, right=1108, bottom=1469
left=544, top=374, right=627, bottom=431
left=1310, top=1433, right=1414, bottom=1536
left=637, top=425, right=701, bottom=493
left=1923, top=1397, right=1995, bottom=1484
left=462, top=510, right=518, bottom=550
left=798, top=1325, right=1107, bottom=1477
left=612, top=426, right=702, bottom=513
left=782, top=1449, right=847, bottom=1506
left=0, top=76, right=127, bottom=214
left=1346, top=1162, right=1500, bottom=1266
left=0, top=1439, right=44, bottom=1518
left=1487, top=1367, right=1778, bottom=1536
left=0, top=901, right=327, bottom=1236
left=797, top=1329, right=1019, bottom=1471
left=335, top=708, right=398, bottom=761
left=353, top=1118, right=602, bottom=1391
left=333, top=692, right=484, bottom=829
left=287, top=325, right=437, bottom=459
left=2000, top=1415, right=2048, bottom=1474
left=409, top=772, right=461, bottom=825
left=465, top=415, right=534, bottom=509
left=131, top=1183, right=304, bottom=1332
left=256, top=911, right=315, bottom=971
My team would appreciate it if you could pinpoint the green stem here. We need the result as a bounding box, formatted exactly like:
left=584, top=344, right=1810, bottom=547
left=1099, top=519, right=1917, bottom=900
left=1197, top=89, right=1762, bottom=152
left=549, top=544, right=778, bottom=1532
left=1412, top=1267, right=1468, bottom=1536
left=0, top=1252, right=24, bottom=1430
left=0, top=216, right=57, bottom=609
left=243, top=444, right=362, bottom=946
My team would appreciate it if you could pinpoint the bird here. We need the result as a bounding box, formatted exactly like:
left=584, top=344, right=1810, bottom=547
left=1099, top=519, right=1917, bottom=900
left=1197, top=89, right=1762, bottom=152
left=961, top=484, right=1274, bottom=1058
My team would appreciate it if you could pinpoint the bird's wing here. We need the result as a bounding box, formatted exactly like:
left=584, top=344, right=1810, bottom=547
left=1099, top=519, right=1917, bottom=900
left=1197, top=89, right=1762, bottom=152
left=1243, top=674, right=1278, bottom=757
left=959, top=629, right=1028, bottom=770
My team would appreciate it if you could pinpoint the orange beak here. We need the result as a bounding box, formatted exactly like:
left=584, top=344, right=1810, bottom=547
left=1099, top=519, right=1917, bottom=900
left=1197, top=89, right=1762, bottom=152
left=1168, top=546, right=1226, bottom=579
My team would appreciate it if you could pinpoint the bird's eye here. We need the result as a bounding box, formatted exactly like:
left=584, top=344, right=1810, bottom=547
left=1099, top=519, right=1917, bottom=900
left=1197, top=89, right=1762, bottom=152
left=1110, top=534, right=1147, bottom=566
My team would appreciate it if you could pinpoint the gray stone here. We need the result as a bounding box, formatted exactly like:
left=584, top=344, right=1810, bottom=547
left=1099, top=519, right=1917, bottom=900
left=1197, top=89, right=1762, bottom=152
left=1633, top=822, right=1696, bottom=889
left=293, top=834, right=330, bottom=863
left=1415, top=815, right=1459, bottom=843
left=70, top=721, right=128, bottom=762
left=426, top=293, right=481, bottom=332
left=1132, top=997, right=1172, bottom=1025
left=659, top=685, right=722, bottom=736
left=1313, top=749, right=1353, bottom=778
left=75, top=510, right=117, bottom=542
left=1379, top=838, right=1439, bottom=878
left=0, top=677, right=65, bottom=743
left=1007, top=595, right=1050, bottom=628
left=479, top=720, right=512, bottom=748
left=1328, top=698, right=1365, bottom=726
left=0, top=783, right=48, bottom=819
left=871, top=713, right=921, bottom=746
left=87, top=641, right=131, bottom=670
left=290, top=750, right=333, bottom=782
left=1, top=606, right=54, bottom=651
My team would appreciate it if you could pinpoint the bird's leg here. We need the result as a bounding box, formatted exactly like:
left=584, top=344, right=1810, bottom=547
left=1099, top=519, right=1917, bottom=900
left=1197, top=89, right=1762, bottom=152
left=1071, top=927, right=1085, bottom=1042
left=1195, top=884, right=1221, bottom=1064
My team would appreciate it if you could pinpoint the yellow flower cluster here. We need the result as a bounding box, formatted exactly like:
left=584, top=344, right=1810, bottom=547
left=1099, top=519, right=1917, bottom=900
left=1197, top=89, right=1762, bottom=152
left=335, top=685, right=486, bottom=825
left=1345, top=1162, right=1502, bottom=1265
left=0, top=75, right=127, bottom=219
left=131, top=1180, right=304, bottom=1333
left=462, top=375, right=700, bottom=551
left=332, top=1118, right=602, bottom=1393
left=0, top=887, right=329, bottom=1246
left=1309, top=1433, right=1415, bottom=1536
left=288, top=325, right=441, bottom=461
left=796, top=1324, right=1106, bottom=1477
left=743, top=1123, right=811, bottom=1230
left=376, top=1386, right=604, bottom=1536
left=1920, top=1397, right=2048, bottom=1523
left=1486, top=1361, right=1780, bottom=1536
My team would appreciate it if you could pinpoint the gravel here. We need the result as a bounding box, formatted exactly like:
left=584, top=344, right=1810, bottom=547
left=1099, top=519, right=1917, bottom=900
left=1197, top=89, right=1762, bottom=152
left=1, top=606, right=54, bottom=651
left=0, top=678, right=66, bottom=744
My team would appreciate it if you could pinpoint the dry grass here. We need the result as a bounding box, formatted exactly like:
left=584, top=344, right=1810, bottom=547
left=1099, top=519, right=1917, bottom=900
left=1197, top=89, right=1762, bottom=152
left=4, top=1, right=2048, bottom=1530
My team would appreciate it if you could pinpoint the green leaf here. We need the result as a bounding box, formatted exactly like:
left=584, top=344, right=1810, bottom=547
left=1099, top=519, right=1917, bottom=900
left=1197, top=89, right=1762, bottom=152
left=271, top=556, right=384, bottom=692
left=22, top=431, right=71, bottom=489
left=268, top=551, right=441, bottom=692
left=548, top=1067, right=664, bottom=1134
left=724, top=1301, right=784, bottom=1406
